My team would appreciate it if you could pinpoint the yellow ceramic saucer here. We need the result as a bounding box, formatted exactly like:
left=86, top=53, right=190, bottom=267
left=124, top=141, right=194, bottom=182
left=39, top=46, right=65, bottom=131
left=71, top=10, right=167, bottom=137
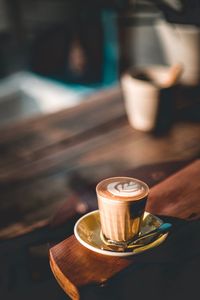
left=74, top=210, right=168, bottom=257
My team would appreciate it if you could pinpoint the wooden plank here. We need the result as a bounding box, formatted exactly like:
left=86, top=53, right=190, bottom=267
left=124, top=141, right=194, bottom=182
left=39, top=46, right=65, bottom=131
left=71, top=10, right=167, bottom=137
left=49, top=160, right=200, bottom=299
left=0, top=159, right=190, bottom=241
left=0, top=87, right=123, bottom=143
left=0, top=119, right=199, bottom=183
left=0, top=84, right=199, bottom=183
left=147, top=159, right=200, bottom=219
left=0, top=87, right=125, bottom=180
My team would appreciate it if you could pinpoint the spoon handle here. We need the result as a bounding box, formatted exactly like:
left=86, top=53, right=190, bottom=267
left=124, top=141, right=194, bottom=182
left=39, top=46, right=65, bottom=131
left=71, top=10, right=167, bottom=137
left=101, top=223, right=172, bottom=252
left=127, top=223, right=172, bottom=249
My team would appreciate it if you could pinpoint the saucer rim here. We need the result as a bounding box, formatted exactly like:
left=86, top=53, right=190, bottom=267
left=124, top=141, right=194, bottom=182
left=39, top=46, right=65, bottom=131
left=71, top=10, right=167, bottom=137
left=74, top=210, right=168, bottom=257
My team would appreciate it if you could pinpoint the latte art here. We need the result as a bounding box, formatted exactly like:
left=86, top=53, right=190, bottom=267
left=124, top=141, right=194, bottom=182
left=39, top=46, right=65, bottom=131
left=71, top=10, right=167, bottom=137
left=96, top=177, right=149, bottom=202
left=96, top=177, right=149, bottom=244
left=107, top=180, right=144, bottom=197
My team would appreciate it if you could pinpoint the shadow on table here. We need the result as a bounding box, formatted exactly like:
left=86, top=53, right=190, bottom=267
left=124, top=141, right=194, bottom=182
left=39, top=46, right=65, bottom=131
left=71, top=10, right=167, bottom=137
left=107, top=216, right=200, bottom=300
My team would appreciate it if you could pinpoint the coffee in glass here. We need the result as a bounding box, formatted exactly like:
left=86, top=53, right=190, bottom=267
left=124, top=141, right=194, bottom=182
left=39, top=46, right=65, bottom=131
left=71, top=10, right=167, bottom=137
left=96, top=177, right=149, bottom=247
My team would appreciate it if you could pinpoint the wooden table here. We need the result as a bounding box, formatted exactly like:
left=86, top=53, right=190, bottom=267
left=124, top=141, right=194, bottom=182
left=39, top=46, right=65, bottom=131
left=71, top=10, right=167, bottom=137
left=0, top=86, right=199, bottom=245
left=0, top=84, right=199, bottom=299
left=49, top=160, right=200, bottom=300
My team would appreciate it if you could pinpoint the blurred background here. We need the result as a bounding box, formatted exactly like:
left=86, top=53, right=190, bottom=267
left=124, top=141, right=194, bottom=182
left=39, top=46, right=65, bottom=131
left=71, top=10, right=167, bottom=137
left=1, top=0, right=200, bottom=126
left=0, top=1, right=200, bottom=299
left=0, top=0, right=183, bottom=127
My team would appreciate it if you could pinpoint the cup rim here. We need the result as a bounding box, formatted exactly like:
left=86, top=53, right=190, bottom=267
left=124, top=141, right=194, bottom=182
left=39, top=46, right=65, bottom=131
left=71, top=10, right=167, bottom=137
left=121, top=64, right=179, bottom=89
left=96, top=176, right=149, bottom=202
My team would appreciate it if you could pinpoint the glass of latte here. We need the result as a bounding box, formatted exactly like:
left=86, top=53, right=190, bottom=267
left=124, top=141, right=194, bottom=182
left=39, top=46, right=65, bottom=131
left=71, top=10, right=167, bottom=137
left=96, top=177, right=149, bottom=248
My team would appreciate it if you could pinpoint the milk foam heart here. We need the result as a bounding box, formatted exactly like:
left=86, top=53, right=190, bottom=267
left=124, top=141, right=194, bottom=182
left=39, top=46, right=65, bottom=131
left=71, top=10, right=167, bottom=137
left=107, top=180, right=144, bottom=197
left=97, top=177, right=148, bottom=201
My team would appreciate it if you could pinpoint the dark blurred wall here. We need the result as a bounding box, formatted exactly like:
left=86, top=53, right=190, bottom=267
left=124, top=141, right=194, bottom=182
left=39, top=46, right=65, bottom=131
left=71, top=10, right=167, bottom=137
left=0, top=0, right=126, bottom=83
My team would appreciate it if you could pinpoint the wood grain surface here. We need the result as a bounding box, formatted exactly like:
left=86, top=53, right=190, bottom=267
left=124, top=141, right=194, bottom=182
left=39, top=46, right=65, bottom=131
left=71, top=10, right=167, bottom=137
left=0, top=86, right=199, bottom=242
left=49, top=160, right=200, bottom=300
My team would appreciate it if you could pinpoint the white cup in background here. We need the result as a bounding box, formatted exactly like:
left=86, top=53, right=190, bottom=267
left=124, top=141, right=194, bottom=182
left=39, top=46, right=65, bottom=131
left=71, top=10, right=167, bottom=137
left=121, top=65, right=182, bottom=132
